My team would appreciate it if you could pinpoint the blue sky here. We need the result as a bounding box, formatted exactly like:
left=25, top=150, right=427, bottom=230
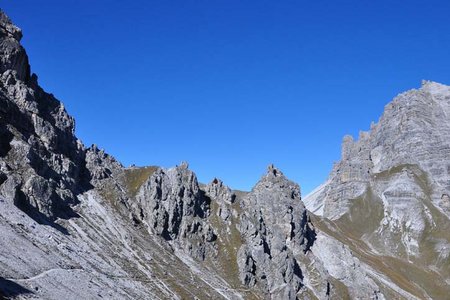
left=2, top=1, right=450, bottom=194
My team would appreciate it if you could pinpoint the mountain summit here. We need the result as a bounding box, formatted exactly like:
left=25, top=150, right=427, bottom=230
left=0, top=10, right=449, bottom=300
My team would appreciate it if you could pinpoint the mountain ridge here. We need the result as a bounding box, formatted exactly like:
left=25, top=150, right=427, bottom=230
left=0, top=9, right=449, bottom=300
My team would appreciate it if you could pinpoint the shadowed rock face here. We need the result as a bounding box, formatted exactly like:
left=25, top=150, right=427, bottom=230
left=0, top=12, right=28, bottom=81
left=0, top=9, right=449, bottom=300
left=0, top=10, right=90, bottom=222
left=0, top=277, right=33, bottom=298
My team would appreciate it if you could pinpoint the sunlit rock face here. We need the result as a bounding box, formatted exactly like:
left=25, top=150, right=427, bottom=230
left=305, top=80, right=450, bottom=297
left=132, top=162, right=218, bottom=260
left=307, top=81, right=450, bottom=221
left=236, top=165, right=315, bottom=299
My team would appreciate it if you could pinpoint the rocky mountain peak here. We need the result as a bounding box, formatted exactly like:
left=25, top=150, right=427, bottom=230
left=267, top=163, right=283, bottom=177
left=205, top=177, right=235, bottom=204
left=0, top=10, right=22, bottom=41
left=304, top=81, right=450, bottom=297
left=130, top=163, right=216, bottom=260
left=307, top=81, right=450, bottom=219
left=421, top=79, right=450, bottom=95
left=252, top=164, right=301, bottom=203
left=0, top=10, right=29, bottom=82
left=0, top=10, right=89, bottom=223
left=178, top=160, right=189, bottom=170
left=1, top=10, right=449, bottom=300
left=235, top=166, right=316, bottom=299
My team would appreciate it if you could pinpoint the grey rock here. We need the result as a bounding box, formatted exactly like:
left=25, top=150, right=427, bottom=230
left=236, top=165, right=315, bottom=299
left=0, top=9, right=448, bottom=300
left=305, top=81, right=450, bottom=244
left=133, top=163, right=216, bottom=260
left=305, top=81, right=450, bottom=298
left=85, top=144, right=123, bottom=182
left=0, top=11, right=28, bottom=81
left=0, top=10, right=88, bottom=221
left=205, top=178, right=235, bottom=222
left=0, top=173, right=21, bottom=204
left=306, top=81, right=450, bottom=222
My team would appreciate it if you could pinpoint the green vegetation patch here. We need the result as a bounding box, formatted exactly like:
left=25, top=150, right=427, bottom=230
left=123, top=166, right=159, bottom=197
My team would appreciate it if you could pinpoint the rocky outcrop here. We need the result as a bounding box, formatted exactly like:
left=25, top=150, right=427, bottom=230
left=0, top=10, right=88, bottom=221
left=305, top=82, right=450, bottom=252
left=0, top=12, right=28, bottom=81
left=304, top=81, right=450, bottom=297
left=132, top=162, right=216, bottom=260
left=306, top=81, right=450, bottom=221
left=85, top=144, right=123, bottom=182
left=205, top=177, right=236, bottom=223
left=237, top=165, right=316, bottom=299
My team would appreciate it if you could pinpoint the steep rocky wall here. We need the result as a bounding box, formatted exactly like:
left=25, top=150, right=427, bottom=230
left=131, top=162, right=217, bottom=260
left=0, top=10, right=90, bottom=221
left=236, top=165, right=315, bottom=299
left=304, top=81, right=450, bottom=297
left=306, top=81, right=450, bottom=222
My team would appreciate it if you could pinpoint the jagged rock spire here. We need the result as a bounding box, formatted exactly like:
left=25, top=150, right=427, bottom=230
left=237, top=165, right=315, bottom=299
left=0, top=10, right=22, bottom=41
left=267, top=163, right=281, bottom=176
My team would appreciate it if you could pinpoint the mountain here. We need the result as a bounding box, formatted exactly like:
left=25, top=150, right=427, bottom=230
left=0, top=10, right=448, bottom=300
left=304, top=80, right=450, bottom=298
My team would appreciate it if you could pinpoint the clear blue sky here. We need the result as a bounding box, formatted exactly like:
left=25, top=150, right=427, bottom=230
left=2, top=1, right=450, bottom=194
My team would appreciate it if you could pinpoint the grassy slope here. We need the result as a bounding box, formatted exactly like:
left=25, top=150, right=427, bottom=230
left=122, top=166, right=159, bottom=197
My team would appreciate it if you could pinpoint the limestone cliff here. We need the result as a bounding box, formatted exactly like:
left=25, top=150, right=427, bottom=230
left=305, top=81, right=450, bottom=298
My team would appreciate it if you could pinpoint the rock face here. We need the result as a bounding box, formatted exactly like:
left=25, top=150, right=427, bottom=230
left=305, top=81, right=450, bottom=248
left=205, top=177, right=236, bottom=223
left=85, top=144, right=123, bottom=182
left=0, top=12, right=28, bottom=81
left=1, top=9, right=449, bottom=300
left=305, top=81, right=450, bottom=298
left=132, top=162, right=216, bottom=260
left=0, top=11, right=88, bottom=222
left=306, top=81, right=450, bottom=222
left=237, top=165, right=315, bottom=299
